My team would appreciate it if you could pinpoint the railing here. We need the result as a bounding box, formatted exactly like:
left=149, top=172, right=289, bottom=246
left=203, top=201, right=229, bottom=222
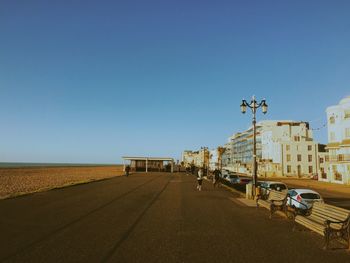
left=328, top=154, right=350, bottom=162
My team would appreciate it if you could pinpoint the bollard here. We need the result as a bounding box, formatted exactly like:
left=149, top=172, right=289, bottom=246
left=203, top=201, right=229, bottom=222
left=255, top=186, right=261, bottom=200
left=246, top=183, right=252, bottom=199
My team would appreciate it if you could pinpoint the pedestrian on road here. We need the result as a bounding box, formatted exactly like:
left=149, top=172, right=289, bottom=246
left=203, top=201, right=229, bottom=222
left=197, top=168, right=203, bottom=191
left=212, top=168, right=221, bottom=188
left=185, top=165, right=190, bottom=175
left=191, top=164, right=195, bottom=175
left=125, top=165, right=130, bottom=177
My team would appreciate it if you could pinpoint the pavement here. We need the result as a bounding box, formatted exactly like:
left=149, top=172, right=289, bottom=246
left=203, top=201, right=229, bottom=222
left=0, top=172, right=349, bottom=262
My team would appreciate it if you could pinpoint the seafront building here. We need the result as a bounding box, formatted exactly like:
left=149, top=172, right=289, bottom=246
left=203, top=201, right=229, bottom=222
left=323, top=96, right=350, bottom=185
left=182, top=149, right=210, bottom=168
left=223, top=120, right=321, bottom=178
left=182, top=150, right=200, bottom=166
left=209, top=149, right=218, bottom=170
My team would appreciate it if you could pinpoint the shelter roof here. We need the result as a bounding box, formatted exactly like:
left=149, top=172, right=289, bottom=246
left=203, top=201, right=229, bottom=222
left=122, top=156, right=174, bottom=161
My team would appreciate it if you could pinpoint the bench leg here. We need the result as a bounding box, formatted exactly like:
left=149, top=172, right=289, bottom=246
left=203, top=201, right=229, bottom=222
left=324, top=228, right=330, bottom=250
left=269, top=205, right=276, bottom=219
left=343, top=228, right=350, bottom=249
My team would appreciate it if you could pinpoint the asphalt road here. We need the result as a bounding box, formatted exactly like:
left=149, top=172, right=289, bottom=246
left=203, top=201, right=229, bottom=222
left=0, top=173, right=349, bottom=262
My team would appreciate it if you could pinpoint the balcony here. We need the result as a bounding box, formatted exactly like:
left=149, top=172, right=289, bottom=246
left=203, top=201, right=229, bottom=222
left=328, top=154, right=350, bottom=162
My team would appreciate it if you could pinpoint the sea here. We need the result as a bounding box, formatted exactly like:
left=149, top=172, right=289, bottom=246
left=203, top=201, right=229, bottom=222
left=0, top=162, right=116, bottom=168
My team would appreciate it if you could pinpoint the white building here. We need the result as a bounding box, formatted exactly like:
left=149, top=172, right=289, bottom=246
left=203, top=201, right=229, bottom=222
left=209, top=149, right=219, bottom=171
left=227, top=120, right=319, bottom=177
left=323, top=96, right=350, bottom=185
left=182, top=149, right=209, bottom=168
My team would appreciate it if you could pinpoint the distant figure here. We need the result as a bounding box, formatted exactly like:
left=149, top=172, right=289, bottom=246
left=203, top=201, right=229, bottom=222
left=212, top=168, right=221, bottom=187
left=191, top=164, right=195, bottom=175
left=197, top=168, right=203, bottom=191
left=125, top=165, right=130, bottom=177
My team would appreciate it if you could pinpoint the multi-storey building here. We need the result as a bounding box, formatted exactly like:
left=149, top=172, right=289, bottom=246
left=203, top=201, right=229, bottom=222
left=182, top=150, right=199, bottom=167
left=221, top=142, right=233, bottom=170
left=227, top=120, right=319, bottom=177
left=323, top=96, right=350, bottom=185
left=209, top=149, right=218, bottom=171
left=182, top=149, right=210, bottom=168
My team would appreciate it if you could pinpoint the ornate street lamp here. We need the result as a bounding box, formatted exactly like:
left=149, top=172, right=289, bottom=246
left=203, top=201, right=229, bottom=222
left=240, top=96, right=268, bottom=198
left=201, top=146, right=209, bottom=176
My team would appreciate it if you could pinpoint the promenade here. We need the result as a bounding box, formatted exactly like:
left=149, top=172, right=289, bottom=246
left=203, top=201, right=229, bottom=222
left=0, top=173, right=349, bottom=262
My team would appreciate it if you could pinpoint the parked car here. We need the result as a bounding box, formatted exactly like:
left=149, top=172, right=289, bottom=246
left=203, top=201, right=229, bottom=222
left=258, top=181, right=288, bottom=198
left=221, top=169, right=230, bottom=178
left=287, top=189, right=323, bottom=211
left=226, top=173, right=241, bottom=184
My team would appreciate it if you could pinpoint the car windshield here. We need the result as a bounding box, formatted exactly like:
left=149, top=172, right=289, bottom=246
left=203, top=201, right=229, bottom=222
left=288, top=190, right=297, bottom=196
left=229, top=174, right=238, bottom=179
left=270, top=184, right=286, bottom=190
left=300, top=193, right=320, bottom=199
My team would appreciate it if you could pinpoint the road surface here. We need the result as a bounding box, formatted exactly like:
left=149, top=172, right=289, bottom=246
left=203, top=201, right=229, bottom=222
left=0, top=173, right=349, bottom=262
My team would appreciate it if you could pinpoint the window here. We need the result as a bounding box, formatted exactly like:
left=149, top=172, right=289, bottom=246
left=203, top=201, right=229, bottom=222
left=329, top=116, right=335, bottom=124
left=319, top=157, right=324, bottom=163
left=334, top=172, right=342, bottom=181
left=286, top=145, right=290, bottom=151
left=286, top=154, right=291, bottom=162
left=294, top=136, right=300, bottom=142
left=297, top=154, right=302, bottom=162
left=287, top=165, right=291, bottom=173
left=308, top=155, right=312, bottom=162
left=300, top=193, right=320, bottom=199
left=330, top=132, right=336, bottom=142
left=308, top=166, right=313, bottom=173
left=345, top=110, right=350, bottom=119
left=346, top=128, right=350, bottom=138
left=333, top=165, right=342, bottom=181
left=308, top=145, right=312, bottom=151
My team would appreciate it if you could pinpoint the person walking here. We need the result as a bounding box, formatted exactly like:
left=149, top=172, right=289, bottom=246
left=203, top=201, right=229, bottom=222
left=212, top=168, right=221, bottom=188
left=197, top=168, right=203, bottom=191
left=125, top=165, right=130, bottom=177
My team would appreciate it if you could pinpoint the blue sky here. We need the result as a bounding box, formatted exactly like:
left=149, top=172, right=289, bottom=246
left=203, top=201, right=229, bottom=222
left=1, top=0, right=349, bottom=163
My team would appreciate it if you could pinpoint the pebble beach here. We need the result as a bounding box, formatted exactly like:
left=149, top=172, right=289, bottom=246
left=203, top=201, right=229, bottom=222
left=0, top=165, right=123, bottom=199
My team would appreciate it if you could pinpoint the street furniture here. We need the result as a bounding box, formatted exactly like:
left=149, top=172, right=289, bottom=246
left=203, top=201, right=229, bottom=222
left=294, top=202, right=350, bottom=249
left=256, top=190, right=288, bottom=219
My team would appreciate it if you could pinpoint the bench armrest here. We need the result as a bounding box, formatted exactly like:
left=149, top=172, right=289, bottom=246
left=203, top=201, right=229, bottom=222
left=270, top=199, right=284, bottom=202
left=325, top=218, right=350, bottom=227
left=270, top=198, right=287, bottom=203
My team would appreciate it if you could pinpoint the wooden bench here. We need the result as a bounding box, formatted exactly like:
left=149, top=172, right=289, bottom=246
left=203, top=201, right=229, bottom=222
left=294, top=202, right=350, bottom=249
left=257, top=190, right=288, bottom=219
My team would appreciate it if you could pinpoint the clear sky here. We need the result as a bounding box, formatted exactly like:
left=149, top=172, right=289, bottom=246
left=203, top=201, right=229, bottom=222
left=1, top=0, right=349, bottom=164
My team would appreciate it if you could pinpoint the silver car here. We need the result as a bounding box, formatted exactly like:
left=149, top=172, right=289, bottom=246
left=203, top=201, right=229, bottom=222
left=287, top=189, right=323, bottom=210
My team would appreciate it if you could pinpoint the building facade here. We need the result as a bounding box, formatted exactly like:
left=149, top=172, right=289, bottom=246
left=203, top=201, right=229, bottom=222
left=182, top=149, right=210, bottom=168
left=323, top=96, right=350, bottom=185
left=226, top=120, right=319, bottom=177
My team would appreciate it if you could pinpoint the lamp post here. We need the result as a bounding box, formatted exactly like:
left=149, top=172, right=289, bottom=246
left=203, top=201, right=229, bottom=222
left=201, top=146, right=208, bottom=176
left=240, top=96, right=268, bottom=198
